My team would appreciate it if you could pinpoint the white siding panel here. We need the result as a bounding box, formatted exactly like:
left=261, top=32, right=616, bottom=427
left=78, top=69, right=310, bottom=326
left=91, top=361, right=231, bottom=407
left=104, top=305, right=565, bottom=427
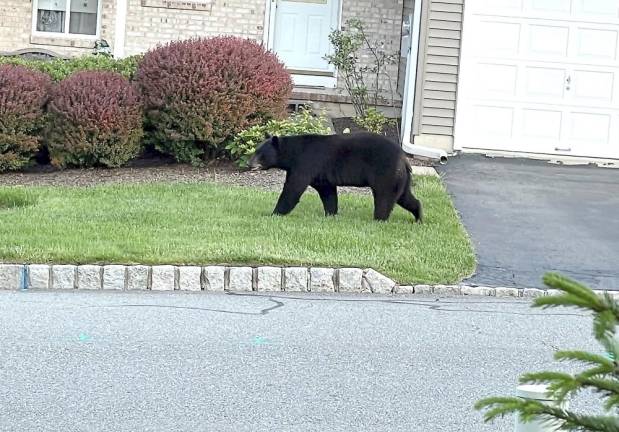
left=415, top=0, right=464, bottom=138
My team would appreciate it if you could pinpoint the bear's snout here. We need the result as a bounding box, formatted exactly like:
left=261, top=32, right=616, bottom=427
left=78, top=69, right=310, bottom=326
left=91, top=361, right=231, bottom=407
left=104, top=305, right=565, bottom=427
left=247, top=154, right=263, bottom=171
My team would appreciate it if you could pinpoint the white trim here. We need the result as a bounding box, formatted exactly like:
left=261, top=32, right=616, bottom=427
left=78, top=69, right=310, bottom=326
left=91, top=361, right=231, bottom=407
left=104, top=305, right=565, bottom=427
left=458, top=147, right=619, bottom=166
left=452, top=0, right=470, bottom=152
left=291, top=74, right=337, bottom=88
left=264, top=0, right=275, bottom=48
left=400, top=0, right=423, bottom=144
left=31, top=0, right=102, bottom=41
left=114, top=0, right=127, bottom=58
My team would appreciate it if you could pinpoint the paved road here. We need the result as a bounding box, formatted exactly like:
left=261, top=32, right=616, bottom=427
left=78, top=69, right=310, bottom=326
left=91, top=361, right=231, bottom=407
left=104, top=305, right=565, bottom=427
left=0, top=290, right=594, bottom=432
left=438, top=155, right=619, bottom=290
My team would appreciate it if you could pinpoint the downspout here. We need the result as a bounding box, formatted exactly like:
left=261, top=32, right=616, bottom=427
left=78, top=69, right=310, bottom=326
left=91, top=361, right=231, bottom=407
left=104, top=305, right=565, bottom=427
left=400, top=0, right=448, bottom=164
left=113, top=0, right=128, bottom=58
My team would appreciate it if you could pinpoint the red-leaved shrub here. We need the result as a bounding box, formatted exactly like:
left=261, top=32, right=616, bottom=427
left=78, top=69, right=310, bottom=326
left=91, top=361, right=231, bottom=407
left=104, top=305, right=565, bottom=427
left=0, top=64, right=51, bottom=172
left=136, top=36, right=293, bottom=163
left=46, top=71, right=143, bottom=168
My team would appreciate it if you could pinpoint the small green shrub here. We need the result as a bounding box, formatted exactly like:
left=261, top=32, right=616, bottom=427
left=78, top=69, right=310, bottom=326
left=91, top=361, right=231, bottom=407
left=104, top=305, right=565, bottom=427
left=354, top=107, right=396, bottom=134
left=0, top=64, right=51, bottom=172
left=0, top=55, right=141, bottom=81
left=325, top=18, right=399, bottom=128
left=46, top=71, right=143, bottom=168
left=226, top=108, right=332, bottom=167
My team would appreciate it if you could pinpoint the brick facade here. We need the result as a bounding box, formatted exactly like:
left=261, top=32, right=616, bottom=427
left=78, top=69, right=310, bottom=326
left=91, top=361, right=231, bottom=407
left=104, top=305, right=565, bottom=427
left=123, top=0, right=265, bottom=56
left=0, top=0, right=115, bottom=56
left=339, top=0, right=404, bottom=99
left=0, top=0, right=404, bottom=98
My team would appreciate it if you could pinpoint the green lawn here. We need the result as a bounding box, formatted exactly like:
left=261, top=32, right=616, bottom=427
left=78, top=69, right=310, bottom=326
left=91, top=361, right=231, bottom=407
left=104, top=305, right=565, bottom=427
left=0, top=177, right=475, bottom=284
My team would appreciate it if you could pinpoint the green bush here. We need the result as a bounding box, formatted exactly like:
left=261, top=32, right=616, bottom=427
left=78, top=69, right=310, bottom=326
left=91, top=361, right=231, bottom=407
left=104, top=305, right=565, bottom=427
left=0, top=55, right=141, bottom=81
left=226, top=108, right=332, bottom=168
left=136, top=37, right=293, bottom=164
left=354, top=107, right=396, bottom=134
left=0, top=64, right=51, bottom=172
left=46, top=71, right=143, bottom=168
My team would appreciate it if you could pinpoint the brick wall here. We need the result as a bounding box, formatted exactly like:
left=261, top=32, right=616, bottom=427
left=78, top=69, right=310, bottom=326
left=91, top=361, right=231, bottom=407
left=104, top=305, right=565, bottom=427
left=0, top=0, right=404, bottom=101
left=339, top=0, right=405, bottom=101
left=123, top=0, right=266, bottom=56
left=0, top=0, right=115, bottom=56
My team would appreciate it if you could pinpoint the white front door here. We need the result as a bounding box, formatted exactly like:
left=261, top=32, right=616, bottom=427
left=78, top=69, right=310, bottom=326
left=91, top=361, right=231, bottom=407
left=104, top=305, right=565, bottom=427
left=455, top=0, right=619, bottom=160
left=270, top=0, right=339, bottom=87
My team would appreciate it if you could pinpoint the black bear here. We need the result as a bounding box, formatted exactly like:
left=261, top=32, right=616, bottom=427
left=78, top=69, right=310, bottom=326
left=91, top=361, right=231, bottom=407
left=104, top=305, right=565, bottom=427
left=247, top=132, right=422, bottom=222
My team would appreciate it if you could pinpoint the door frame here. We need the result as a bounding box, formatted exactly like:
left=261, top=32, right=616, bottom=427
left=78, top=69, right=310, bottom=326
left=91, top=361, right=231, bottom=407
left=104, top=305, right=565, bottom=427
left=264, top=0, right=342, bottom=88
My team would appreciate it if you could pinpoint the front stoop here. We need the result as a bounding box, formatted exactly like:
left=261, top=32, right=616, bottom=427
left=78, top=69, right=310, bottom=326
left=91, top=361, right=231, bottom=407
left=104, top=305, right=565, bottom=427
left=0, top=264, right=612, bottom=298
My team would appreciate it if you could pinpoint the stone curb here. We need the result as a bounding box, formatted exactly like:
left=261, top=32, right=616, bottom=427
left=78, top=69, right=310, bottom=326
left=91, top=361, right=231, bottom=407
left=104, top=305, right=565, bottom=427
left=0, top=264, right=615, bottom=298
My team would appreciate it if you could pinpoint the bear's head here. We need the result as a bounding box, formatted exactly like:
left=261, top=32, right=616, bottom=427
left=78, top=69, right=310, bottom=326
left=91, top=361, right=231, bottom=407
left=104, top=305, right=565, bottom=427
left=248, top=136, right=280, bottom=171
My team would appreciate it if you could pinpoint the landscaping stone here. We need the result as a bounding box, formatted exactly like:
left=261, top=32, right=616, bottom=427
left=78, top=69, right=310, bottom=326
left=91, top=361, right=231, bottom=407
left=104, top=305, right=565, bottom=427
left=461, top=286, right=495, bottom=296
left=77, top=265, right=102, bottom=290
left=0, top=264, right=22, bottom=290
left=283, top=267, right=308, bottom=292
left=310, top=268, right=335, bottom=292
left=363, top=269, right=396, bottom=294
left=103, top=265, right=126, bottom=290
left=338, top=268, right=364, bottom=292
left=4, top=263, right=569, bottom=299
left=178, top=266, right=202, bottom=291
left=28, top=264, right=50, bottom=290
left=228, top=267, right=253, bottom=292
left=257, top=267, right=282, bottom=292
left=414, top=285, right=433, bottom=295
left=433, top=285, right=462, bottom=296
left=395, top=285, right=414, bottom=294
left=151, top=265, right=175, bottom=291
left=52, top=265, right=76, bottom=290
left=203, top=266, right=225, bottom=292
left=523, top=288, right=545, bottom=298
left=127, top=266, right=149, bottom=290
left=495, top=287, right=520, bottom=298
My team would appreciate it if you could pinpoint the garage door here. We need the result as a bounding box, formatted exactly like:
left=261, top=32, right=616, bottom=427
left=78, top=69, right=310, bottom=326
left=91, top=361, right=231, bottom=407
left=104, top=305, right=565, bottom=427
left=455, top=0, right=619, bottom=160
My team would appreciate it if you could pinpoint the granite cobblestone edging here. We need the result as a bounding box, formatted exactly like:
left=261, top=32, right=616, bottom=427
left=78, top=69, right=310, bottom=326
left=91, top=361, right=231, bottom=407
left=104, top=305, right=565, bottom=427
left=0, top=264, right=615, bottom=298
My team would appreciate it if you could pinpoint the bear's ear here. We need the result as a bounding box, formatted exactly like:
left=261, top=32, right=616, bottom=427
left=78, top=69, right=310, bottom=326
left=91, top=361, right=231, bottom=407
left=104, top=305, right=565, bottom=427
left=270, top=135, right=280, bottom=150
left=264, top=132, right=272, bottom=139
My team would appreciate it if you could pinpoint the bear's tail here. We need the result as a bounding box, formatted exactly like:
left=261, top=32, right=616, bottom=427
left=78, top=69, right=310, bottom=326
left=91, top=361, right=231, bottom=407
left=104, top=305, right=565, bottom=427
left=403, top=157, right=413, bottom=185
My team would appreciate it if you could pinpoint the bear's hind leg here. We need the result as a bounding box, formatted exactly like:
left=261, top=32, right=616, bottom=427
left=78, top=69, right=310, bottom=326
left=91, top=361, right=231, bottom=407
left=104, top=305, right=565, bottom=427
left=397, top=189, right=423, bottom=222
left=372, top=189, right=398, bottom=221
left=312, top=182, right=338, bottom=216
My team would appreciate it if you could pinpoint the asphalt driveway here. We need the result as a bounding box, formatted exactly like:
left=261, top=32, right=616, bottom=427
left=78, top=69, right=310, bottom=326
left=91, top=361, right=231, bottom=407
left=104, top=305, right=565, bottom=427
left=437, top=155, right=619, bottom=290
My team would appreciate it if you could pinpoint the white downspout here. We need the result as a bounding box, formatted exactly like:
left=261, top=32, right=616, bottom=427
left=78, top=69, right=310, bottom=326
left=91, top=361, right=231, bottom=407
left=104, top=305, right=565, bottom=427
left=113, top=0, right=128, bottom=58
left=400, top=1, right=448, bottom=164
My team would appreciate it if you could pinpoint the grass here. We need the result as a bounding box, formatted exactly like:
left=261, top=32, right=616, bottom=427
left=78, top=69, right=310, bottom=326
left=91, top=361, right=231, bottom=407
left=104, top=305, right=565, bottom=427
left=0, top=189, right=37, bottom=210
left=0, top=177, right=475, bottom=284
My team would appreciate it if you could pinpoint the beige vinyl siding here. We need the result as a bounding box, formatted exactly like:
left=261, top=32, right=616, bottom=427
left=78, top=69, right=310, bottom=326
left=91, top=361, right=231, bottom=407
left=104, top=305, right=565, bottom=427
left=413, top=0, right=463, bottom=138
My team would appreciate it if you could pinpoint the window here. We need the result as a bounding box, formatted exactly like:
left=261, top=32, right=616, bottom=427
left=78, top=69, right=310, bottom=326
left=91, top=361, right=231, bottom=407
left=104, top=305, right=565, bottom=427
left=34, top=0, right=99, bottom=37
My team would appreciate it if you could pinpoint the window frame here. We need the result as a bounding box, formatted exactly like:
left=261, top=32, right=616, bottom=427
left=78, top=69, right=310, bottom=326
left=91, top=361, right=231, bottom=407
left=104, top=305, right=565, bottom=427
left=31, top=0, right=103, bottom=40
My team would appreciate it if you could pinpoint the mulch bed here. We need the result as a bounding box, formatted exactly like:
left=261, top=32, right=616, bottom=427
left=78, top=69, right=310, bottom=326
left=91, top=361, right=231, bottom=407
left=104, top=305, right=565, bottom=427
left=0, top=123, right=434, bottom=189
left=0, top=156, right=286, bottom=190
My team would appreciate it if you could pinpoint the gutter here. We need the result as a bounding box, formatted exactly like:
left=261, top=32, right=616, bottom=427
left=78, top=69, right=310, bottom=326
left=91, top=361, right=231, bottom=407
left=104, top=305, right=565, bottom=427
left=400, top=0, right=449, bottom=165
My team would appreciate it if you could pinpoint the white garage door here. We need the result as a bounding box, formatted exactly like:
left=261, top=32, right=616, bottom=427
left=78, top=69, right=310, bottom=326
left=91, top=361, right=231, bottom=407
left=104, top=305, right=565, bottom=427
left=455, top=0, right=619, bottom=160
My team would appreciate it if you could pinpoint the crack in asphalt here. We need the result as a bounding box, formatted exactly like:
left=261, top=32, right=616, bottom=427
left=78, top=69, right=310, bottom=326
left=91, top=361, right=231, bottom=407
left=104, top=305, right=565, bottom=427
left=5, top=292, right=585, bottom=318
left=227, top=292, right=587, bottom=317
